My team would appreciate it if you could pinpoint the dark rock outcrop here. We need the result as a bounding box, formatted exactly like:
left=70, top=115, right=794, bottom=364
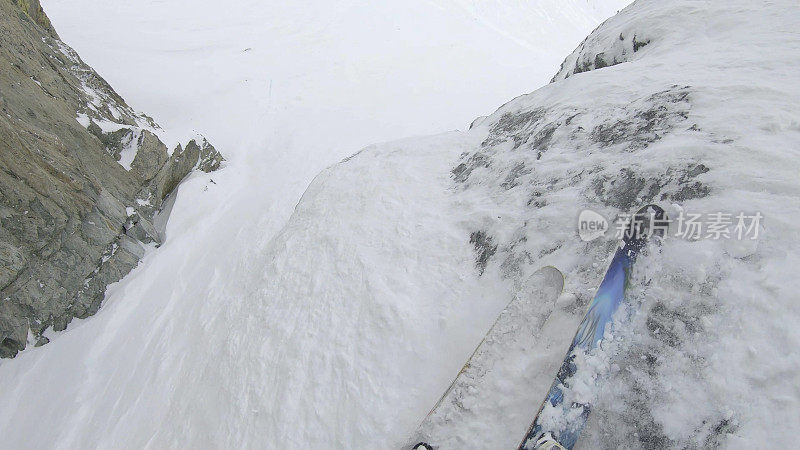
left=0, top=0, right=224, bottom=357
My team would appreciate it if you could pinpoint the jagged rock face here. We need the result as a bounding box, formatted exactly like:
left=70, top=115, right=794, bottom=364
left=9, top=0, right=57, bottom=38
left=0, top=0, right=223, bottom=357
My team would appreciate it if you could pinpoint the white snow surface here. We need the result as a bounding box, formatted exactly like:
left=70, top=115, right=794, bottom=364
left=4, top=0, right=800, bottom=449
left=2, top=0, right=631, bottom=449
left=41, top=0, right=628, bottom=168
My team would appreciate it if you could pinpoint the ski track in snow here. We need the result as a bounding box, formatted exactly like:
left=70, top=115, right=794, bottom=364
left=4, top=0, right=799, bottom=449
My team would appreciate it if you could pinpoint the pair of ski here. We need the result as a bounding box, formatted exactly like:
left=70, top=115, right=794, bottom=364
left=405, top=205, right=666, bottom=450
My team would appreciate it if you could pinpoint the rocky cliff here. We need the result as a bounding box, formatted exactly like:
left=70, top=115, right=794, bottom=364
left=0, top=0, right=223, bottom=357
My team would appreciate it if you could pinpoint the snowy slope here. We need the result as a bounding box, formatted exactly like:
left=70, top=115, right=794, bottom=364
left=1, top=1, right=633, bottom=448
left=41, top=0, right=629, bottom=168
left=422, top=0, right=800, bottom=447
left=0, top=131, right=505, bottom=449
left=3, top=0, right=799, bottom=449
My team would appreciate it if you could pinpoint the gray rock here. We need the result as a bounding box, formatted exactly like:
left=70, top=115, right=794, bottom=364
left=0, top=0, right=224, bottom=357
left=10, top=0, right=58, bottom=38
left=0, top=301, right=29, bottom=358
left=149, top=138, right=224, bottom=203
left=469, top=231, right=497, bottom=275
left=131, top=130, right=169, bottom=182
left=0, top=242, right=26, bottom=289
left=124, top=212, right=160, bottom=245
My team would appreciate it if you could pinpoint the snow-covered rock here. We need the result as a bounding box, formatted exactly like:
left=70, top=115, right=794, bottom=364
left=0, top=0, right=224, bottom=357
left=431, top=0, right=800, bottom=447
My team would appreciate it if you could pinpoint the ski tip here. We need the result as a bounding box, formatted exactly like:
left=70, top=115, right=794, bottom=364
left=635, top=204, right=666, bottom=220
left=538, top=265, right=565, bottom=286
left=535, top=438, right=567, bottom=450
left=523, top=433, right=567, bottom=450
left=623, top=204, right=669, bottom=245
left=523, top=266, right=565, bottom=301
left=401, top=442, right=433, bottom=450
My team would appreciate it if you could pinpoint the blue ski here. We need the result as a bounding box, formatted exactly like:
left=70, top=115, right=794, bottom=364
left=518, top=205, right=667, bottom=450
